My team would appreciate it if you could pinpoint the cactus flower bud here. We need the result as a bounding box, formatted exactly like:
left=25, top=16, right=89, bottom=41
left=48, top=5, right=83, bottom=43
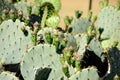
left=60, top=38, right=67, bottom=49
left=87, top=25, right=94, bottom=35
left=88, top=11, right=92, bottom=21
left=60, top=54, right=65, bottom=65
left=53, top=38, right=60, bottom=51
left=62, top=64, right=70, bottom=78
left=45, top=31, right=53, bottom=44
left=2, top=9, right=8, bottom=21
left=9, top=9, right=15, bottom=21
left=75, top=60, right=81, bottom=71
left=71, top=57, right=75, bottom=68
left=75, top=10, right=82, bottom=19
left=18, top=9, right=23, bottom=21
left=112, top=41, right=118, bottom=48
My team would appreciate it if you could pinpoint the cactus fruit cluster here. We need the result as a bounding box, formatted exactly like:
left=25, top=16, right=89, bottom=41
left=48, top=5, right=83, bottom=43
left=0, top=0, right=120, bottom=80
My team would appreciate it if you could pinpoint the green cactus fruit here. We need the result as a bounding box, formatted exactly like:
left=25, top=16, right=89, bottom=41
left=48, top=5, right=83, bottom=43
left=9, top=9, right=16, bottom=21
left=99, top=1, right=105, bottom=9
left=75, top=60, right=81, bottom=71
left=0, top=19, right=32, bottom=64
left=75, top=10, right=82, bottom=19
left=31, top=32, right=37, bottom=46
left=45, top=31, right=53, bottom=44
left=37, top=27, right=60, bottom=43
left=70, top=57, right=76, bottom=68
left=92, top=16, right=97, bottom=23
left=88, top=11, right=92, bottom=21
left=0, top=71, right=19, bottom=80
left=64, top=16, right=73, bottom=27
left=69, top=67, right=99, bottom=80
left=20, top=44, right=67, bottom=80
left=71, top=18, right=91, bottom=35
left=64, top=16, right=71, bottom=27
left=87, top=25, right=94, bottom=35
left=96, top=6, right=120, bottom=39
left=60, top=54, right=65, bottom=65
left=2, top=9, right=9, bottom=21
left=104, top=0, right=109, bottom=7
left=60, top=38, right=67, bottom=50
left=53, top=38, right=60, bottom=51
left=62, top=64, right=70, bottom=78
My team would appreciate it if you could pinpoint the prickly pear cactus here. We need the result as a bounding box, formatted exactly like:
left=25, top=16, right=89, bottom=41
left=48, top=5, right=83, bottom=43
left=71, top=18, right=91, bottom=35
left=88, top=38, right=103, bottom=59
left=0, top=71, right=19, bottom=80
left=75, top=33, right=88, bottom=54
left=20, top=44, right=67, bottom=80
left=35, top=0, right=61, bottom=12
left=109, top=29, right=120, bottom=50
left=96, top=6, right=120, bottom=39
left=14, top=2, right=32, bottom=17
left=64, top=33, right=77, bottom=50
left=37, top=27, right=62, bottom=42
left=0, top=19, right=32, bottom=64
left=69, top=67, right=100, bottom=80
left=104, top=47, right=120, bottom=79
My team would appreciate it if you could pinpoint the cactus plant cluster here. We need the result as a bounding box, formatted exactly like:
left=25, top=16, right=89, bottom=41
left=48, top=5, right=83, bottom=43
left=0, top=0, right=120, bottom=80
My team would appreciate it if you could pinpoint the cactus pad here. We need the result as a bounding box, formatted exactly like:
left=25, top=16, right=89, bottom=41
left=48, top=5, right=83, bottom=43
left=71, top=18, right=91, bottom=35
left=20, top=44, right=66, bottom=80
left=0, top=19, right=32, bottom=64
left=0, top=71, right=19, bottom=80
left=97, top=6, right=120, bottom=39
left=69, top=67, right=99, bottom=80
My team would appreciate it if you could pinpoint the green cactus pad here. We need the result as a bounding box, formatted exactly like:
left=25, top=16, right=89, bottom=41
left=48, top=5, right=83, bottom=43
left=0, top=19, right=32, bottom=64
left=0, top=71, right=19, bottom=80
left=97, top=6, right=120, bottom=39
left=69, top=67, right=99, bottom=80
left=20, top=44, right=67, bottom=80
left=88, top=38, right=103, bottom=58
left=64, top=33, right=77, bottom=50
left=71, top=18, right=91, bottom=35
left=75, top=33, right=88, bottom=54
